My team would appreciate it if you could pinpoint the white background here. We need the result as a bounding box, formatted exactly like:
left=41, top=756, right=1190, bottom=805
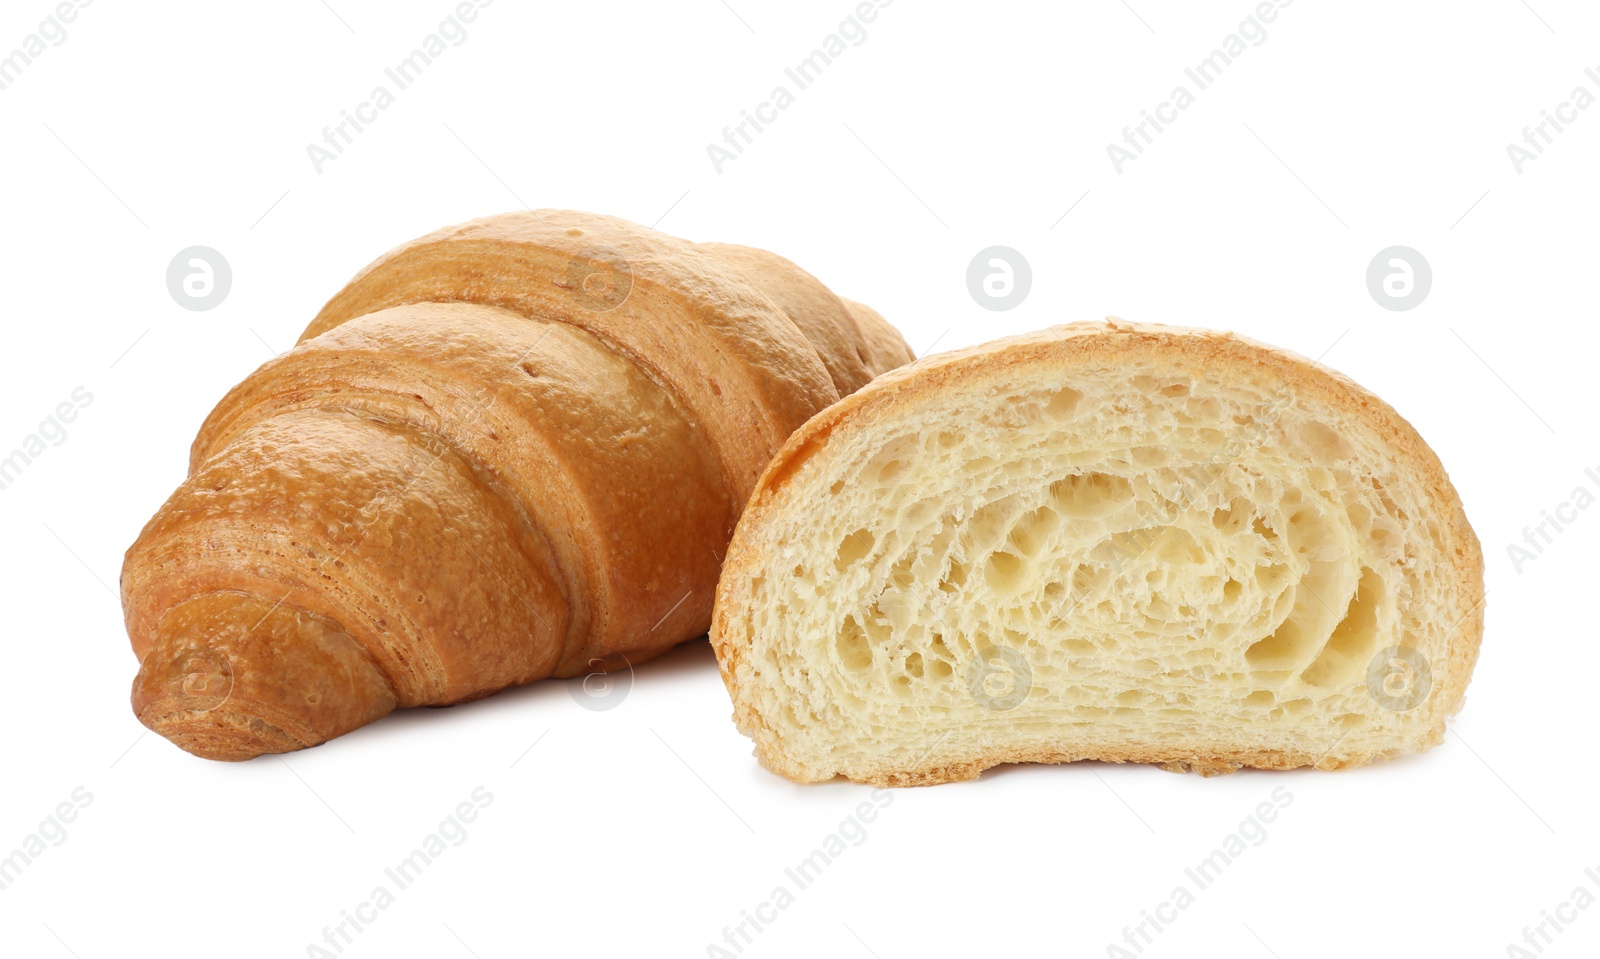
left=1, top=1, right=1595, bottom=957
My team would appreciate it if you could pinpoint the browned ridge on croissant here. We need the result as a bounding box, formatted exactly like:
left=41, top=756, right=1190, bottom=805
left=122, top=210, right=914, bottom=761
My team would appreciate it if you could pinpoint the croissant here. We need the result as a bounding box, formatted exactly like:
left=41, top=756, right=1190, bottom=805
left=711, top=321, right=1484, bottom=784
left=123, top=210, right=914, bottom=760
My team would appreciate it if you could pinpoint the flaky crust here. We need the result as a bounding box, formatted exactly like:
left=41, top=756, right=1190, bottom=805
left=123, top=210, right=913, bottom=761
left=710, top=320, right=1485, bottom=786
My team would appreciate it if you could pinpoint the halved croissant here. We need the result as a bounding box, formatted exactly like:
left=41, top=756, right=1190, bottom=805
left=123, top=210, right=913, bottom=760
left=710, top=321, right=1484, bottom=785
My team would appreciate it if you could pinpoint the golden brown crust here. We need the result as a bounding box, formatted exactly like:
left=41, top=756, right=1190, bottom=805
left=186, top=303, right=729, bottom=677
left=299, top=209, right=914, bottom=503
left=695, top=243, right=894, bottom=397
left=124, top=210, right=913, bottom=761
left=710, top=319, right=1485, bottom=785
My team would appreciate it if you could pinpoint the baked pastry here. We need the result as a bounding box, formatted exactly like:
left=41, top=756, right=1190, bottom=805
left=710, top=320, right=1484, bottom=785
left=123, top=210, right=913, bottom=760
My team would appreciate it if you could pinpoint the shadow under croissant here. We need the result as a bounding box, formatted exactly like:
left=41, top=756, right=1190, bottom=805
left=133, top=630, right=720, bottom=761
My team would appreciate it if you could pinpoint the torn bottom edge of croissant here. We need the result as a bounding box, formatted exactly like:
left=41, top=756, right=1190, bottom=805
left=750, top=726, right=1446, bottom=788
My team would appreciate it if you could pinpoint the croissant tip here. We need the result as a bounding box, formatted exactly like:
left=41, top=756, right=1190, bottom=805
left=138, top=706, right=308, bottom=762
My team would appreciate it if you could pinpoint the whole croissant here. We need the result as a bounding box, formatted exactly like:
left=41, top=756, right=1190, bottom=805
left=123, top=210, right=913, bottom=760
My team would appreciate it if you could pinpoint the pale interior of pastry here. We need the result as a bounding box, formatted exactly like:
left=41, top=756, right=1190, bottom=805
left=713, top=324, right=1483, bottom=785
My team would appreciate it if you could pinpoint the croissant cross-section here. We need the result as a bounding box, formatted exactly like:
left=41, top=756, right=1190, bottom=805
left=710, top=321, right=1484, bottom=785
